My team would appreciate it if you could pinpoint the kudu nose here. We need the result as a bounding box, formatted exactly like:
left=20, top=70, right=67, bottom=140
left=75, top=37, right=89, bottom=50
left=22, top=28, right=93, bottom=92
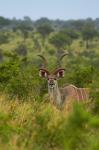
left=48, top=78, right=55, bottom=86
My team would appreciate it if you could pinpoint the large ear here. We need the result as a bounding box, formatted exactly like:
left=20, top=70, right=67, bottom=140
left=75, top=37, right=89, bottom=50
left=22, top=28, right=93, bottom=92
left=54, top=69, right=65, bottom=78
left=39, top=69, right=49, bottom=78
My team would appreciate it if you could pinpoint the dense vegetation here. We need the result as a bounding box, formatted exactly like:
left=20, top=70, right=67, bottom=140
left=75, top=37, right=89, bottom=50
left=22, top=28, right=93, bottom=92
left=0, top=16, right=99, bottom=150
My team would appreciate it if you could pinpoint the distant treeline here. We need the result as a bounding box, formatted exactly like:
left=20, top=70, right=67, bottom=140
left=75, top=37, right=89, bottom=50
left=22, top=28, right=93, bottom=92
left=1, top=16, right=99, bottom=31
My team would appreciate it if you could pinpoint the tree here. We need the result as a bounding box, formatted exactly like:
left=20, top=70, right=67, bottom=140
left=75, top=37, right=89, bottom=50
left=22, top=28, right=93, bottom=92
left=0, top=49, right=3, bottom=62
left=15, top=21, right=33, bottom=41
left=81, top=23, right=98, bottom=48
left=49, top=31, right=71, bottom=50
left=71, top=20, right=85, bottom=31
left=0, top=32, right=9, bottom=44
left=37, top=24, right=54, bottom=38
left=35, top=17, right=51, bottom=27
left=36, top=24, right=54, bottom=48
left=49, top=31, right=73, bottom=59
left=0, top=16, right=11, bottom=29
left=15, top=44, right=27, bottom=56
left=61, top=29, right=79, bottom=45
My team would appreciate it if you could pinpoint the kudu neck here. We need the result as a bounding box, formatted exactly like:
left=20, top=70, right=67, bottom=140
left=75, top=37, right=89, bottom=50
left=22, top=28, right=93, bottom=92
left=48, top=81, right=62, bottom=108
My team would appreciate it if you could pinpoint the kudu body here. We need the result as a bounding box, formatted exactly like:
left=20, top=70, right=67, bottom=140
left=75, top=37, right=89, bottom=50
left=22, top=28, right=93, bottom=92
left=38, top=54, right=90, bottom=110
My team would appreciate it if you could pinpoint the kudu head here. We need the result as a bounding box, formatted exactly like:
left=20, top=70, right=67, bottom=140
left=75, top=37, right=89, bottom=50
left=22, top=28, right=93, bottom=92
left=38, top=54, right=67, bottom=90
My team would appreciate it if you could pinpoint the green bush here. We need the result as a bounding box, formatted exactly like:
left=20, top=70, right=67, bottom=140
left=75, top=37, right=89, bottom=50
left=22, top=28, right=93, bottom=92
left=68, top=66, right=94, bottom=87
left=6, top=66, right=42, bottom=100
left=0, top=58, right=45, bottom=100
left=0, top=59, right=20, bottom=86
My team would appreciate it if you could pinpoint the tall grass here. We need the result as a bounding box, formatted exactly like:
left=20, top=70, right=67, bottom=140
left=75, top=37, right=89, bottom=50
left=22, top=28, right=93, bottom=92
left=0, top=94, right=99, bottom=150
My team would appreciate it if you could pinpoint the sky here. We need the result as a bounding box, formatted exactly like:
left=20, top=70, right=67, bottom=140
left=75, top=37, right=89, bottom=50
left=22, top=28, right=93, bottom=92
left=0, top=0, right=99, bottom=20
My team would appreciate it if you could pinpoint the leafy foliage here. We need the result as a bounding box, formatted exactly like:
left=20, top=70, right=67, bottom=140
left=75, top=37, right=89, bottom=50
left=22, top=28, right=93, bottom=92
left=37, top=24, right=54, bottom=38
left=81, top=23, right=98, bottom=48
left=69, top=66, right=94, bottom=87
left=49, top=31, right=71, bottom=49
left=15, top=44, right=27, bottom=56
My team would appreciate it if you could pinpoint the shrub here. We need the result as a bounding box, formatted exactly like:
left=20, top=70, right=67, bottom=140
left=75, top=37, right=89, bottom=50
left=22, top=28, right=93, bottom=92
left=68, top=66, right=94, bottom=87
left=6, top=66, right=42, bottom=100
left=0, top=32, right=9, bottom=44
left=0, top=58, right=45, bottom=100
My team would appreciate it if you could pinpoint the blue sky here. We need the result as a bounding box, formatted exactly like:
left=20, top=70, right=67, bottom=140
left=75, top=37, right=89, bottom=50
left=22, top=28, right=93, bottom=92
left=0, top=0, right=99, bottom=20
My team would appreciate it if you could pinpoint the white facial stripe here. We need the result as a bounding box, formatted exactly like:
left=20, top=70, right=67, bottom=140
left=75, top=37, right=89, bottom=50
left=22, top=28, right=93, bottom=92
left=39, top=71, right=42, bottom=77
left=44, top=72, right=47, bottom=77
left=57, top=72, right=60, bottom=77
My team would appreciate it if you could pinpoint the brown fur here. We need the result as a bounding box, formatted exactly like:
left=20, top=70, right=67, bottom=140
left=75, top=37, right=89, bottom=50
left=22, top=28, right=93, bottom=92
left=56, top=85, right=89, bottom=111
